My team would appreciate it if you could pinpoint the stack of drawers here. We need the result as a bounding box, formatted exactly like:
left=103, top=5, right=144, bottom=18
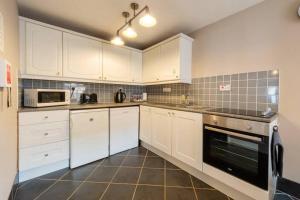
left=18, top=110, right=70, bottom=182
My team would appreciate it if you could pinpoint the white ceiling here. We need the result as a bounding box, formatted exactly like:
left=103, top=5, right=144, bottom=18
left=17, top=0, right=264, bottom=49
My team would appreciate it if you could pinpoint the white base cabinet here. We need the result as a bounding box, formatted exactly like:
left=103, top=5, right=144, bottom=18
left=18, top=110, right=69, bottom=182
left=110, top=107, right=139, bottom=155
left=151, top=107, right=172, bottom=155
left=172, top=110, right=203, bottom=170
left=139, top=106, right=203, bottom=170
left=70, top=109, right=109, bottom=168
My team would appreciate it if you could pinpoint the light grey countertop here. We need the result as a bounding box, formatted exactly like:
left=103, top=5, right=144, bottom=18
left=18, top=102, right=277, bottom=123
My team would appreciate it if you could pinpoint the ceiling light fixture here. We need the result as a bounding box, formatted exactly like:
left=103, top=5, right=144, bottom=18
left=111, top=3, right=157, bottom=45
left=139, top=7, right=157, bottom=27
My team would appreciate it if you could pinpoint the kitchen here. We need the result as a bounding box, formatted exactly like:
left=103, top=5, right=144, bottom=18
left=0, top=0, right=300, bottom=200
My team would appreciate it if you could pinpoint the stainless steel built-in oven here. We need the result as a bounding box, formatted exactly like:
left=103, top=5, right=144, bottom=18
left=203, top=114, right=269, bottom=190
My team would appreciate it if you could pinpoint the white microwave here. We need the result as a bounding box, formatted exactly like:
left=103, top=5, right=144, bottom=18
left=24, top=89, right=71, bottom=107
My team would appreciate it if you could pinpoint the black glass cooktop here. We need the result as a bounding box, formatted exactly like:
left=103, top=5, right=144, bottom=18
left=208, top=108, right=276, bottom=118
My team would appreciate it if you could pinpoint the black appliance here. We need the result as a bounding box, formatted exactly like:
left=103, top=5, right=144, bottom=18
left=115, top=89, right=126, bottom=103
left=203, top=114, right=270, bottom=190
left=80, top=93, right=98, bottom=104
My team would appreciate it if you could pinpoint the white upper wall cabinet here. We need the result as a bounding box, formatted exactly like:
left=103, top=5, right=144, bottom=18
left=63, top=33, right=102, bottom=80
left=102, top=43, right=131, bottom=82
left=143, top=34, right=193, bottom=85
left=25, top=22, right=63, bottom=77
left=143, top=46, right=161, bottom=83
left=19, top=18, right=191, bottom=85
left=131, top=51, right=143, bottom=83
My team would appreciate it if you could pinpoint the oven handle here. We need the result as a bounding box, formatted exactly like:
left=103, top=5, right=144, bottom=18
left=205, top=126, right=262, bottom=142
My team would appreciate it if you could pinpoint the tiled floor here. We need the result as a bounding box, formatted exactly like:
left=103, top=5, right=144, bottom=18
left=14, top=146, right=231, bottom=200
left=14, top=146, right=298, bottom=200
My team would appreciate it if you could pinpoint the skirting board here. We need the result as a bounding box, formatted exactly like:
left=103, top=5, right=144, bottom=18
left=8, top=173, right=19, bottom=200
left=19, top=160, right=69, bottom=182
left=141, top=141, right=256, bottom=200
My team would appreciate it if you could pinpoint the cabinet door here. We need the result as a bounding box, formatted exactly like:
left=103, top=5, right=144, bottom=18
left=103, top=43, right=131, bottom=82
left=140, top=106, right=152, bottom=144
left=26, top=22, right=62, bottom=76
left=63, top=33, right=102, bottom=80
left=131, top=51, right=142, bottom=83
left=110, top=107, right=139, bottom=155
left=160, top=38, right=180, bottom=81
left=143, top=46, right=161, bottom=82
left=172, top=111, right=203, bottom=170
left=151, top=108, right=172, bottom=155
left=70, top=109, right=109, bottom=168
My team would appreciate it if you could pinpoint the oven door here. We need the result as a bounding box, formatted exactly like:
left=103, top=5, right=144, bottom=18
left=203, top=125, right=269, bottom=190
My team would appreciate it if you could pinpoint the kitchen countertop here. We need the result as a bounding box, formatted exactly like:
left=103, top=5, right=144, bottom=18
left=18, top=102, right=141, bottom=112
left=18, top=102, right=277, bottom=123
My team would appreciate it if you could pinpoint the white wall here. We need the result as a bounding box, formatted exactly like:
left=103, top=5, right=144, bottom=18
left=0, top=0, right=19, bottom=199
left=190, top=0, right=300, bottom=183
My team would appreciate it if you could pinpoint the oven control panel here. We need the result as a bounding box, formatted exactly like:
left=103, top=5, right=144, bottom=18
left=203, top=114, right=269, bottom=136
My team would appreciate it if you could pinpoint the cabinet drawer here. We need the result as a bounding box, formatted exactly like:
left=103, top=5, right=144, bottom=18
left=19, top=140, right=69, bottom=171
left=19, top=110, right=69, bottom=125
left=19, top=122, right=69, bottom=148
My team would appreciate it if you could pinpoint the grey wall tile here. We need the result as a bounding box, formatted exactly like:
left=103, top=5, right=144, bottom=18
left=20, top=69, right=279, bottom=112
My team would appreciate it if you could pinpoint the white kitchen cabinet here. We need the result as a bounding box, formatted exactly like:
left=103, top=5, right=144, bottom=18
left=103, top=43, right=131, bottom=82
left=70, top=109, right=109, bottom=168
left=143, top=34, right=193, bottom=84
left=110, top=107, right=139, bottom=155
left=25, top=22, right=63, bottom=77
left=139, top=106, right=203, bottom=170
left=159, top=39, right=180, bottom=81
left=172, top=110, right=203, bottom=170
left=140, top=106, right=152, bottom=144
left=131, top=51, right=143, bottom=83
left=18, top=110, right=69, bottom=182
left=63, top=33, right=102, bottom=80
left=151, top=107, right=173, bottom=155
left=143, top=46, right=161, bottom=83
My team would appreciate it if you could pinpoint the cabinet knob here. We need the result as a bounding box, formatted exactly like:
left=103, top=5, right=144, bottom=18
left=57, top=72, right=60, bottom=75
left=156, top=78, right=159, bottom=81
left=89, top=118, right=94, bottom=122
left=99, top=76, right=102, bottom=80
left=104, top=77, right=107, bottom=80
left=44, top=133, right=49, bottom=136
left=44, top=154, right=49, bottom=157
left=176, top=76, right=179, bottom=78
left=44, top=116, right=48, bottom=119
left=172, top=112, right=175, bottom=115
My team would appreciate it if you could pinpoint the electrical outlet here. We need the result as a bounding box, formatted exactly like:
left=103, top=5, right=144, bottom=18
left=219, top=84, right=231, bottom=91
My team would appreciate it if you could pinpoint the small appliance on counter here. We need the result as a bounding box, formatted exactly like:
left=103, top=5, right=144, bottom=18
left=24, top=89, right=70, bottom=107
left=80, top=93, right=98, bottom=104
left=115, top=88, right=126, bottom=103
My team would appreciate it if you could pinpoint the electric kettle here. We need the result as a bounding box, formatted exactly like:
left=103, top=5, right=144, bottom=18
left=115, top=89, right=126, bottom=103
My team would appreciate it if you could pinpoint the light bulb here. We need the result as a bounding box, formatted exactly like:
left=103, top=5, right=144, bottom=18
left=111, top=36, right=124, bottom=46
left=122, top=26, right=137, bottom=38
left=139, top=13, right=157, bottom=27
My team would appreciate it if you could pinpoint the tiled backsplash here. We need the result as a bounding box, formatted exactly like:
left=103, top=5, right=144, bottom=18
left=146, top=70, right=279, bottom=112
left=19, top=70, right=279, bottom=112
left=18, top=79, right=145, bottom=106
